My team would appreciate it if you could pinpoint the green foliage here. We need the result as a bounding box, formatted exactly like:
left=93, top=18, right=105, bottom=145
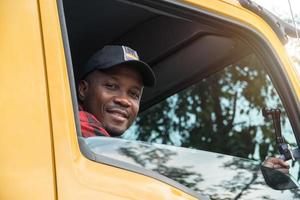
left=128, top=54, right=289, bottom=161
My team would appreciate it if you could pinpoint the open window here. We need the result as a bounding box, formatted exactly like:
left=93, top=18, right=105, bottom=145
left=58, top=0, right=300, bottom=198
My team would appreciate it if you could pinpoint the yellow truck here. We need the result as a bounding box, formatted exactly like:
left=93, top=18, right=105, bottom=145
left=1, top=0, right=300, bottom=199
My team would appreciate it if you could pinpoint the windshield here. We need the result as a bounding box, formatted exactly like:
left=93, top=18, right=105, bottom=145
left=252, top=0, right=300, bottom=74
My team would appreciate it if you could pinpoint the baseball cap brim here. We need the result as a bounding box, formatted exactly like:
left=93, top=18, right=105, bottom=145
left=78, top=45, right=156, bottom=87
left=101, top=60, right=156, bottom=87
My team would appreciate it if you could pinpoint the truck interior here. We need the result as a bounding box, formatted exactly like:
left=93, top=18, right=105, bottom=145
left=61, top=0, right=300, bottom=156
left=62, top=0, right=252, bottom=111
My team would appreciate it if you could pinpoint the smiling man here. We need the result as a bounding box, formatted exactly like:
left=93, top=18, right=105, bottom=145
left=77, top=45, right=155, bottom=137
left=77, top=45, right=289, bottom=175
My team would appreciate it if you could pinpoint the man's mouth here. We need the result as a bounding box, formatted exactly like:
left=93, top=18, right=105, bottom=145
left=106, top=108, right=129, bottom=121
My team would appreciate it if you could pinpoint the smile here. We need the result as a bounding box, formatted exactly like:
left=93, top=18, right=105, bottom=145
left=106, top=108, right=129, bottom=121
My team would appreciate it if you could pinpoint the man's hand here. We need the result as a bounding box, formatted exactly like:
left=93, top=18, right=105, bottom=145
left=263, top=157, right=290, bottom=174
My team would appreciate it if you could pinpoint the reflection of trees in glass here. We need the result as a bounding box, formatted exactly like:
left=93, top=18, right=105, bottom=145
left=221, top=158, right=270, bottom=200
left=118, top=144, right=204, bottom=193
left=130, top=54, right=288, bottom=162
left=117, top=142, right=300, bottom=199
left=216, top=157, right=300, bottom=199
left=121, top=53, right=300, bottom=197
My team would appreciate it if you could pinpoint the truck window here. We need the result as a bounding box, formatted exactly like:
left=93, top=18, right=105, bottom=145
left=124, top=53, right=297, bottom=161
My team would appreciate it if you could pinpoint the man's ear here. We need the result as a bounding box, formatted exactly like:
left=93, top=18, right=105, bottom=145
left=78, top=80, right=89, bottom=101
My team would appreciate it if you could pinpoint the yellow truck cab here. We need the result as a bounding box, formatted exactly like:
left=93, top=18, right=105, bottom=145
left=1, top=0, right=300, bottom=199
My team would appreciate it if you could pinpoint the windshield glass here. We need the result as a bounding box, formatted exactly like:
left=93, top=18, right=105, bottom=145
left=253, top=0, right=300, bottom=74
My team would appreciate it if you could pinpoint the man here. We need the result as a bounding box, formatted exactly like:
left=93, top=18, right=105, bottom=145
left=77, top=45, right=155, bottom=137
left=77, top=45, right=290, bottom=174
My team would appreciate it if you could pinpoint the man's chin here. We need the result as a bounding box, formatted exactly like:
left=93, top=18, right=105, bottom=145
left=105, top=126, right=126, bottom=137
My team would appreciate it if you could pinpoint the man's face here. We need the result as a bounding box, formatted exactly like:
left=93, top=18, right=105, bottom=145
left=78, top=65, right=143, bottom=137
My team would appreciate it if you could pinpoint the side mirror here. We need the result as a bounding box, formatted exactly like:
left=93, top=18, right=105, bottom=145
left=261, top=165, right=299, bottom=190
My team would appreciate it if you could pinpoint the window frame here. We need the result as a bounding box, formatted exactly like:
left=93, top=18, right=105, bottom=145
left=56, top=0, right=300, bottom=196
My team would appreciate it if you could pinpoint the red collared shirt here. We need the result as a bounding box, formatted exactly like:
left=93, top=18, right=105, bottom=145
left=79, top=106, right=110, bottom=137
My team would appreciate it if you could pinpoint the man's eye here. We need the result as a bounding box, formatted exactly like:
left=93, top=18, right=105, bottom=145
left=105, top=83, right=118, bottom=90
left=129, top=91, right=140, bottom=100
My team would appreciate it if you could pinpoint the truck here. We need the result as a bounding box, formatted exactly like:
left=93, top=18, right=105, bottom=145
left=1, top=0, right=300, bottom=199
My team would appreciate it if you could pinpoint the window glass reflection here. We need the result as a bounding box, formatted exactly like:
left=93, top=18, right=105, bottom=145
left=88, top=137, right=300, bottom=199
left=124, top=53, right=297, bottom=166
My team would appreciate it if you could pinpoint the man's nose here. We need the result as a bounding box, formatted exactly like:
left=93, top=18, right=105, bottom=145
left=113, top=93, right=131, bottom=107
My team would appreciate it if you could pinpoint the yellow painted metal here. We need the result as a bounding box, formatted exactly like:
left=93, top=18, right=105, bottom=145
left=184, top=0, right=300, bottom=100
left=39, top=0, right=299, bottom=198
left=0, top=0, right=56, bottom=199
left=1, top=0, right=300, bottom=199
left=38, top=0, right=199, bottom=199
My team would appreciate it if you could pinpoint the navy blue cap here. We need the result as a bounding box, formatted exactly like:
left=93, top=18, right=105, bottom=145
left=78, top=45, right=156, bottom=87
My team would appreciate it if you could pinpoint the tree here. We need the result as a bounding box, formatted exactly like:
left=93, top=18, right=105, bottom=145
left=127, top=54, right=288, bottom=162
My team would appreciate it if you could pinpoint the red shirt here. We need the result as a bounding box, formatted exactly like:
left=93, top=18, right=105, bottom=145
left=79, top=106, right=110, bottom=137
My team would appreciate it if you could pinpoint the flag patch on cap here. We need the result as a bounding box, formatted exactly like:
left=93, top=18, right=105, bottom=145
left=122, top=46, right=139, bottom=61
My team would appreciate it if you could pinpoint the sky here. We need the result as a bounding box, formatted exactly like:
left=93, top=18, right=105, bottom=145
left=252, top=0, right=300, bottom=17
left=252, top=0, right=300, bottom=71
